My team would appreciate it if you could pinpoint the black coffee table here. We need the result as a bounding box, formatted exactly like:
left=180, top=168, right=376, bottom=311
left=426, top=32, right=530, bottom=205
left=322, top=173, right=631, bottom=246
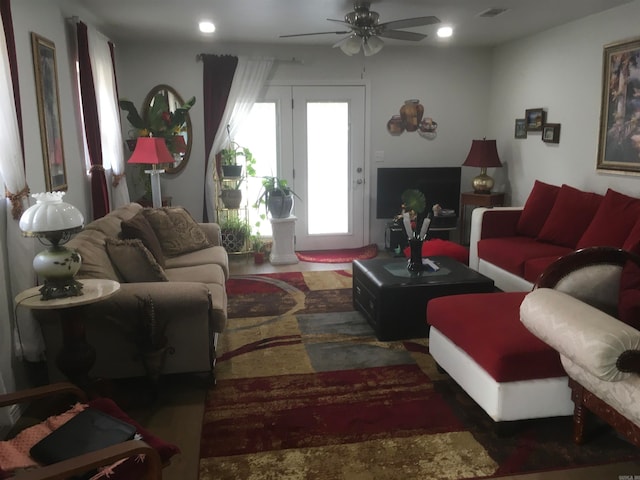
left=353, top=256, right=495, bottom=341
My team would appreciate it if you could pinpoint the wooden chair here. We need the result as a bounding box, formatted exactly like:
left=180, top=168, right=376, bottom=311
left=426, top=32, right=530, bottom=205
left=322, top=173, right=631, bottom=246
left=0, top=382, right=163, bottom=480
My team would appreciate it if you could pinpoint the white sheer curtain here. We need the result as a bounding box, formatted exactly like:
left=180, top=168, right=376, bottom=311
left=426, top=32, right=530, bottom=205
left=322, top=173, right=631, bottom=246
left=87, top=27, right=129, bottom=208
left=0, top=7, right=40, bottom=370
left=205, top=57, right=273, bottom=222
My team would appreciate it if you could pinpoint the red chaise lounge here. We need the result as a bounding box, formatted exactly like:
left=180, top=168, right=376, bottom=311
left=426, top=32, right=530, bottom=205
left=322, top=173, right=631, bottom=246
left=427, top=247, right=632, bottom=424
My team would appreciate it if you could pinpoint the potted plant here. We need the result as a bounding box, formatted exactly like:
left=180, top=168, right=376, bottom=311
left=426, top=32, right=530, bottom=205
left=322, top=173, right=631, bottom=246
left=251, top=234, right=266, bottom=264
left=254, top=176, right=301, bottom=219
left=220, top=142, right=256, bottom=179
left=220, top=177, right=244, bottom=209
left=219, top=215, right=251, bottom=253
left=119, top=93, right=195, bottom=149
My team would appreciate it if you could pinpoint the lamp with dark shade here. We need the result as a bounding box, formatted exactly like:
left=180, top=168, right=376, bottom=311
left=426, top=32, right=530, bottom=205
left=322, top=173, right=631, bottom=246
left=128, top=136, right=173, bottom=208
left=462, top=138, right=502, bottom=193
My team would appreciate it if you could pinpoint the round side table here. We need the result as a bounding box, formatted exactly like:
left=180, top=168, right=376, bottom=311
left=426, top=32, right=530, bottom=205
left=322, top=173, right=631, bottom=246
left=15, top=279, right=120, bottom=389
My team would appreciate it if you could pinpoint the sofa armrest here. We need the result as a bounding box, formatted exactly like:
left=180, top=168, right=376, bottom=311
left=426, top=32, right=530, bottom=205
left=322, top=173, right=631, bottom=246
left=521, top=288, right=640, bottom=382
left=75, top=281, right=221, bottom=331
left=199, top=222, right=222, bottom=247
left=535, top=247, right=640, bottom=316
left=468, top=207, right=523, bottom=270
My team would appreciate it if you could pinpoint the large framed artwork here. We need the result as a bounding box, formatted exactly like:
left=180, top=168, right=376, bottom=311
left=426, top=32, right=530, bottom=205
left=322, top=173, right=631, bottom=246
left=597, top=37, right=640, bottom=174
left=31, top=32, right=67, bottom=191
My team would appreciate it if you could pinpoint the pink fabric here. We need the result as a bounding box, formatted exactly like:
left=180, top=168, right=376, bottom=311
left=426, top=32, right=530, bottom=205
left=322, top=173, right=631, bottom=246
left=516, top=180, right=560, bottom=238
left=0, top=403, right=86, bottom=472
left=0, top=398, right=179, bottom=480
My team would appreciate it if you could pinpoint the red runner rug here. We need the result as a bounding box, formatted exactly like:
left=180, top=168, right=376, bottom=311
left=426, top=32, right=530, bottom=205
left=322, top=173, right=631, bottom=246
left=200, top=271, right=640, bottom=479
left=295, top=243, right=378, bottom=263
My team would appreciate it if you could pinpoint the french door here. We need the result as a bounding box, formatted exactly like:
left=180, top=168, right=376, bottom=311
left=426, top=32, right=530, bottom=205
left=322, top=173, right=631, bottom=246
left=238, top=85, right=367, bottom=251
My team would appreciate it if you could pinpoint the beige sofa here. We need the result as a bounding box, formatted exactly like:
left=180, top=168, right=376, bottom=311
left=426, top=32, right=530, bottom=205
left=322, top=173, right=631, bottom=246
left=35, top=203, right=229, bottom=382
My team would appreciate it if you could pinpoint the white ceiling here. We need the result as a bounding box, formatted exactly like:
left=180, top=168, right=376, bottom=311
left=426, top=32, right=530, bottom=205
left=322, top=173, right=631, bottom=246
left=76, top=0, right=634, bottom=48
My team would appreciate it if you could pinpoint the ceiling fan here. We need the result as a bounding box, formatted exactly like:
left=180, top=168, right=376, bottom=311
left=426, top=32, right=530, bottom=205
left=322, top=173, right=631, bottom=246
left=280, top=1, right=441, bottom=56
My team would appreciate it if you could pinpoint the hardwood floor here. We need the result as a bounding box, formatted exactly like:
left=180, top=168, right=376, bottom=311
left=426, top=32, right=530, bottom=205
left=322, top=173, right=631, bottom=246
left=126, top=254, right=640, bottom=480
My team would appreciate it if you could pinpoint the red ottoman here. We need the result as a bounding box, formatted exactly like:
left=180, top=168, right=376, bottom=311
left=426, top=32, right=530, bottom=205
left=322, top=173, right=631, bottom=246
left=427, top=291, right=574, bottom=422
left=404, top=238, right=469, bottom=265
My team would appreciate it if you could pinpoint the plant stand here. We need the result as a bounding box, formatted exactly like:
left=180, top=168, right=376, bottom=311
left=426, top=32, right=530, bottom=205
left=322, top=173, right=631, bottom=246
left=269, top=216, right=298, bottom=265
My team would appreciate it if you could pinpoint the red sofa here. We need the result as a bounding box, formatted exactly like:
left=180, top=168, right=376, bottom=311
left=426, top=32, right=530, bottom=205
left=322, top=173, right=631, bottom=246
left=468, top=181, right=640, bottom=291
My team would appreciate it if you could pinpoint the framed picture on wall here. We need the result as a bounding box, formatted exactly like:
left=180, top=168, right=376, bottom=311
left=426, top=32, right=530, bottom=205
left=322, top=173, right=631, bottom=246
left=542, top=124, right=561, bottom=144
left=31, top=32, right=67, bottom=191
left=514, top=118, right=527, bottom=139
left=597, top=36, right=640, bottom=174
left=524, top=108, right=546, bottom=131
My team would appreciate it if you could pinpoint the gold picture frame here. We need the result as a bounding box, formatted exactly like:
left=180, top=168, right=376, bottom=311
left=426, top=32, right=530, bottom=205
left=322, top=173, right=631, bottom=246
left=597, top=36, right=640, bottom=174
left=31, top=32, right=67, bottom=191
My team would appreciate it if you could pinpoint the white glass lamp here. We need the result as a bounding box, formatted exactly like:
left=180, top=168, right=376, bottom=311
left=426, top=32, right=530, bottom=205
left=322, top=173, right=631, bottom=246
left=19, top=192, right=85, bottom=300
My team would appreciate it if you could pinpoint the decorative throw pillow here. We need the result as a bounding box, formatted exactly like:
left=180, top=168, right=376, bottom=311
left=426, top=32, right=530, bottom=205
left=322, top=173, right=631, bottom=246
left=623, top=218, right=640, bottom=251
left=618, top=241, right=640, bottom=330
left=120, top=212, right=165, bottom=267
left=141, top=207, right=211, bottom=257
left=105, top=238, right=168, bottom=283
left=536, top=184, right=603, bottom=248
left=577, top=189, right=640, bottom=249
left=515, top=180, right=560, bottom=238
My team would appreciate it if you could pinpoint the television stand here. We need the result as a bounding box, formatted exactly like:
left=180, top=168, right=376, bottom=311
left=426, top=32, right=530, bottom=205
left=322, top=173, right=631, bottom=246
left=385, top=216, right=458, bottom=251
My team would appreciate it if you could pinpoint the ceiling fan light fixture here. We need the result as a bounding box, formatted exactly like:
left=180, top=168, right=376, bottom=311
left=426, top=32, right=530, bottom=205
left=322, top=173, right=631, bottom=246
left=337, top=34, right=363, bottom=56
left=199, top=21, right=216, bottom=34
left=363, top=35, right=384, bottom=56
left=437, top=26, right=453, bottom=38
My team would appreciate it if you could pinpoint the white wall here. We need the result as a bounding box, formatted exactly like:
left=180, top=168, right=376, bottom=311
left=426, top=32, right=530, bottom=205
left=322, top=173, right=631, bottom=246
left=12, top=0, right=93, bottom=212
left=490, top=0, right=640, bottom=206
left=115, top=41, right=492, bottom=246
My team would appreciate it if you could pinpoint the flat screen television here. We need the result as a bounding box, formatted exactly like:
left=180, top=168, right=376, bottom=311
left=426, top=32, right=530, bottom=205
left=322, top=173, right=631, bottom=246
left=376, top=167, right=461, bottom=219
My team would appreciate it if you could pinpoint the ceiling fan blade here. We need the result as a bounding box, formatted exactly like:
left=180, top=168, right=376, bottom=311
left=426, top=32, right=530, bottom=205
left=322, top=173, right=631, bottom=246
left=280, top=31, right=350, bottom=38
left=378, top=16, right=440, bottom=31
left=327, top=18, right=352, bottom=28
left=378, top=30, right=427, bottom=41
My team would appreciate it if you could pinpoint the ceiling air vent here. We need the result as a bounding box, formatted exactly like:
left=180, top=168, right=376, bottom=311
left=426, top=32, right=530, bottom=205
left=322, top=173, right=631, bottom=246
left=477, top=8, right=509, bottom=18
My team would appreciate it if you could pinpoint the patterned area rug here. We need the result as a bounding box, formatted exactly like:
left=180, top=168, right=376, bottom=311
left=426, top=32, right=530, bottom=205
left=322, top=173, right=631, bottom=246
left=199, top=270, right=640, bottom=479
left=295, top=244, right=378, bottom=263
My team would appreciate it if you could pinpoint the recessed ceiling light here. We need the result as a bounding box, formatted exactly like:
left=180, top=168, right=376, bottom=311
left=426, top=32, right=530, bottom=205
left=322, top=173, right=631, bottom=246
left=437, top=26, right=453, bottom=38
left=199, top=21, right=216, bottom=34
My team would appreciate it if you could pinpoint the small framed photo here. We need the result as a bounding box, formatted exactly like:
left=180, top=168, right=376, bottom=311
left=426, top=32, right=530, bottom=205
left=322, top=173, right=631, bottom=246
left=525, top=108, right=546, bottom=131
left=542, top=123, right=561, bottom=144
left=514, top=118, right=527, bottom=139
